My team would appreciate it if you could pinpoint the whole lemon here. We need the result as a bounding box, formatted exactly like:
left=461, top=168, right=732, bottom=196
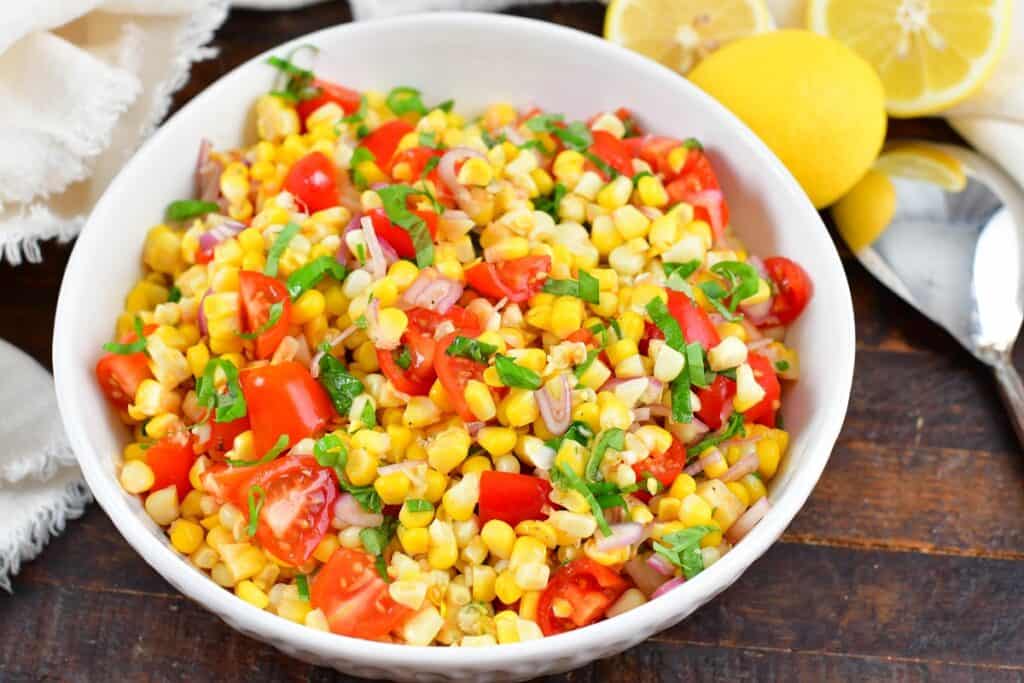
left=689, top=30, right=886, bottom=208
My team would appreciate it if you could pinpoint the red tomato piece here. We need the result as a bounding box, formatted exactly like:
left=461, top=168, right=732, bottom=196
left=433, top=332, right=488, bottom=422
left=239, top=271, right=292, bottom=360
left=764, top=256, right=813, bottom=325
left=407, top=306, right=481, bottom=336
left=248, top=455, right=338, bottom=565
left=537, top=559, right=629, bottom=635
left=296, top=79, right=362, bottom=123
left=239, top=361, right=336, bottom=455
left=311, top=547, right=414, bottom=640
left=632, top=439, right=688, bottom=490
left=95, top=353, right=151, bottom=408
left=465, top=255, right=551, bottom=304
left=695, top=375, right=736, bottom=431
left=360, top=120, right=414, bottom=172
left=377, top=323, right=437, bottom=396
left=365, top=207, right=439, bottom=260
left=145, top=437, right=197, bottom=498
left=283, top=151, right=340, bottom=213
left=588, top=130, right=635, bottom=177
left=624, top=135, right=679, bottom=176
left=667, top=290, right=721, bottom=349
left=665, top=148, right=730, bottom=242
left=743, top=353, right=782, bottom=427
left=478, top=471, right=553, bottom=527
left=197, top=416, right=250, bottom=460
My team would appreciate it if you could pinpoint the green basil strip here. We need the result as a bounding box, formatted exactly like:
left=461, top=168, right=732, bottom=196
left=264, top=222, right=300, bottom=278
left=237, top=301, right=284, bottom=340
left=286, top=255, right=347, bottom=300
left=645, top=297, right=685, bottom=351
left=495, top=355, right=542, bottom=390
left=687, top=412, right=746, bottom=458
left=377, top=185, right=434, bottom=267
left=102, top=316, right=147, bottom=355
left=246, top=485, right=266, bottom=536
left=296, top=574, right=310, bottom=601
left=227, top=434, right=289, bottom=468
left=165, top=199, right=219, bottom=222
left=386, top=86, right=428, bottom=116
left=196, top=358, right=248, bottom=423
left=584, top=428, right=626, bottom=482
left=552, top=462, right=612, bottom=537
left=446, top=336, right=498, bottom=364
left=317, top=352, right=364, bottom=416
left=685, top=342, right=707, bottom=387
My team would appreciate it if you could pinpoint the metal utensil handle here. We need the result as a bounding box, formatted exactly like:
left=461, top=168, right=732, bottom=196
left=993, top=359, right=1024, bottom=449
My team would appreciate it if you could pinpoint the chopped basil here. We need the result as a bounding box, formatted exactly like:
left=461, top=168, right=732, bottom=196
left=699, top=281, right=742, bottom=322
left=480, top=130, right=507, bottom=148
left=355, top=314, right=368, bottom=329
left=545, top=420, right=594, bottom=452
left=386, top=86, right=428, bottom=116
left=394, top=347, right=412, bottom=370
left=632, top=171, right=653, bottom=186
left=227, top=434, right=289, bottom=468
left=286, top=255, right=347, bottom=300
left=341, top=95, right=368, bottom=124
left=437, top=99, right=455, bottom=113
left=246, top=485, right=266, bottom=537
left=587, top=323, right=610, bottom=348
left=686, top=342, right=707, bottom=388
left=609, top=319, right=623, bottom=338
left=405, top=499, right=433, bottom=514
left=313, top=434, right=382, bottom=513
left=653, top=525, right=714, bottom=579
left=584, top=428, right=625, bottom=482
left=534, top=183, right=567, bottom=221
left=663, top=260, right=702, bottom=282
left=524, top=114, right=593, bottom=152
left=295, top=574, right=310, bottom=601
left=542, top=270, right=599, bottom=304
left=102, top=316, right=148, bottom=355
left=237, top=301, right=283, bottom=340
left=419, top=131, right=441, bottom=149
left=671, top=371, right=693, bottom=424
left=711, top=261, right=760, bottom=313
left=494, top=355, right=542, bottom=390
left=377, top=185, right=434, bottom=268
left=519, top=139, right=546, bottom=153
left=343, top=481, right=382, bottom=513
left=446, top=336, right=498, bottom=364
left=317, top=352, right=364, bottom=416
left=355, top=243, right=367, bottom=265
left=167, top=286, right=182, bottom=303
left=266, top=46, right=320, bottom=102
left=683, top=137, right=703, bottom=151
left=687, top=412, right=746, bottom=458
left=196, top=359, right=248, bottom=423
left=421, top=155, right=441, bottom=179
left=573, top=349, right=600, bottom=380
left=583, top=151, right=617, bottom=178
left=360, top=516, right=398, bottom=580
left=360, top=400, right=377, bottom=428
left=524, top=113, right=564, bottom=133
left=550, top=461, right=612, bottom=536
left=165, top=199, right=219, bottom=222
left=264, top=222, right=300, bottom=278
left=775, top=360, right=790, bottom=372
left=350, top=146, right=376, bottom=188
left=645, top=298, right=684, bottom=351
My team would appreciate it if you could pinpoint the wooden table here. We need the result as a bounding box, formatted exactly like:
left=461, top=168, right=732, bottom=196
left=3, top=3, right=1021, bottom=681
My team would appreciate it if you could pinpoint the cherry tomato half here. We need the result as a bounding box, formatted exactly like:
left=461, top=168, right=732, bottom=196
left=239, top=271, right=292, bottom=360
left=239, top=361, right=336, bottom=455
left=377, top=323, right=438, bottom=396
left=537, top=559, right=629, bottom=635
left=95, top=353, right=151, bottom=408
left=311, top=547, right=414, bottom=640
left=764, top=256, right=813, bottom=325
left=743, top=353, right=781, bottom=427
left=465, top=255, right=551, bottom=304
left=283, top=151, right=339, bottom=213
left=146, top=436, right=197, bottom=498
left=296, top=78, right=362, bottom=124
left=665, top=148, right=730, bottom=242
left=695, top=375, right=735, bottom=431
left=632, top=439, right=688, bottom=490
left=360, top=120, right=415, bottom=172
left=588, top=130, right=635, bottom=178
left=196, top=416, right=250, bottom=461
left=366, top=207, right=439, bottom=260
left=433, top=332, right=489, bottom=422
left=667, top=290, right=721, bottom=350
left=478, top=471, right=553, bottom=527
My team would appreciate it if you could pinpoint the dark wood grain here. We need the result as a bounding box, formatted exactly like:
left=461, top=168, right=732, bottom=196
left=3, top=2, right=1023, bottom=682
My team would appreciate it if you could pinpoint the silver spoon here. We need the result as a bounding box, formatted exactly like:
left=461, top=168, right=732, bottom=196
left=852, top=143, right=1024, bottom=445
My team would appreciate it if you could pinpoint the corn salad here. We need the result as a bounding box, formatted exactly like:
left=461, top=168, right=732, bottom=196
left=95, top=52, right=813, bottom=646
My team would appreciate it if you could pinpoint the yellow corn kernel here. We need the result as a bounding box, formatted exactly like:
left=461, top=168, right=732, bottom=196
left=508, top=348, right=546, bottom=373
left=596, top=175, right=633, bottom=210
left=727, top=481, right=751, bottom=507
left=471, top=565, right=498, bottom=602
left=397, top=525, right=430, bottom=555
left=550, top=296, right=584, bottom=339
left=386, top=261, right=419, bottom=291
left=399, top=499, right=436, bottom=528
left=120, top=460, right=155, bottom=494
left=290, top=289, right=325, bottom=326
left=612, top=205, right=651, bottom=240
left=577, top=358, right=612, bottom=392
left=313, top=535, right=341, bottom=564
left=441, top=472, right=480, bottom=521
left=701, top=525, right=724, bottom=548
left=702, top=448, right=729, bottom=479
left=756, top=438, right=781, bottom=479
left=509, top=535, right=547, bottom=570
left=669, top=473, right=698, bottom=500
left=461, top=455, right=493, bottom=475
left=123, top=442, right=147, bottom=462
left=552, top=149, right=586, bottom=187
left=583, top=538, right=630, bottom=566
left=495, top=570, right=523, bottom=605
left=457, top=157, right=494, bottom=187
left=427, top=519, right=458, bottom=569
left=597, top=392, right=631, bottom=431
left=235, top=580, right=270, bottom=609
left=502, top=389, right=539, bottom=428
left=143, top=225, right=184, bottom=274
left=679, top=493, right=714, bottom=527
left=524, top=303, right=552, bottom=331
left=145, top=486, right=180, bottom=525
left=478, top=427, right=517, bottom=457
left=464, top=380, right=497, bottom=421
left=180, top=490, right=204, bottom=519
left=403, top=396, right=442, bottom=429
left=481, top=519, right=516, bottom=560
left=741, top=473, right=768, bottom=503
left=590, top=215, right=623, bottom=256
left=733, top=363, right=767, bottom=413
left=657, top=496, right=682, bottom=522
left=513, top=521, right=557, bottom=549
left=374, top=471, right=411, bottom=505
left=169, top=519, right=204, bottom=554
left=635, top=174, right=668, bottom=207
left=606, top=339, right=639, bottom=368
left=716, top=322, right=747, bottom=343
left=426, top=427, right=471, bottom=474
left=513, top=563, right=550, bottom=592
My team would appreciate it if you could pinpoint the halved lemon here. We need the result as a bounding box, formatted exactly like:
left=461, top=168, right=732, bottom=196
left=807, top=0, right=1013, bottom=117
left=604, top=0, right=775, bottom=74
left=873, top=142, right=967, bottom=192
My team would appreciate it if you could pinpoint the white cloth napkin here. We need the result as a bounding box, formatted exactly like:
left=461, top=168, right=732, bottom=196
left=0, top=340, right=91, bottom=592
left=0, top=0, right=229, bottom=265
left=353, top=0, right=1024, bottom=191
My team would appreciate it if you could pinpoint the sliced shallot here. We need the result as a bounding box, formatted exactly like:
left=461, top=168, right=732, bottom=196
left=624, top=555, right=670, bottom=596
left=725, top=496, right=771, bottom=544
left=401, top=268, right=464, bottom=314
left=651, top=577, right=686, bottom=599
left=535, top=374, right=572, bottom=436
left=360, top=215, right=388, bottom=280
left=333, top=493, right=384, bottom=529
left=646, top=552, right=676, bottom=576
left=595, top=522, right=647, bottom=551
left=721, top=448, right=760, bottom=483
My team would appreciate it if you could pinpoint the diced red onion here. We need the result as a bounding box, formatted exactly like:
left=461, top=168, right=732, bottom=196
left=535, top=374, right=572, bottom=436
left=466, top=421, right=486, bottom=437
left=361, top=216, right=388, bottom=280
left=642, top=378, right=664, bottom=404
left=651, top=577, right=686, bottom=599
left=196, top=288, right=213, bottom=337
left=624, top=555, right=671, bottom=596
left=721, top=449, right=760, bottom=482
left=195, top=138, right=222, bottom=203
left=741, top=298, right=774, bottom=324
left=687, top=189, right=724, bottom=242
left=747, top=255, right=768, bottom=278
left=595, top=522, right=647, bottom=551
left=668, top=418, right=710, bottom=447
left=646, top=552, right=676, bottom=576
left=197, top=219, right=245, bottom=253
left=333, top=493, right=384, bottom=529
left=632, top=407, right=651, bottom=422
left=700, top=448, right=725, bottom=473
left=725, top=496, right=771, bottom=544
left=684, top=458, right=704, bottom=476
left=401, top=268, right=463, bottom=314
left=647, top=404, right=672, bottom=418
left=439, top=148, right=487, bottom=212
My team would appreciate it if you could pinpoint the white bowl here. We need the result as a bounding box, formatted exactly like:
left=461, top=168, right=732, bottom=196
left=53, top=12, right=854, bottom=682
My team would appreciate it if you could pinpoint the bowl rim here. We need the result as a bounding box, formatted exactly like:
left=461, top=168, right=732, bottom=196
left=53, top=10, right=855, bottom=671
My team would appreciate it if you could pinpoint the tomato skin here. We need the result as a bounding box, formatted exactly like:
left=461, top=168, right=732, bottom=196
left=296, top=79, right=361, bottom=123
left=478, top=471, right=553, bottom=527
left=632, top=439, right=688, bottom=490
left=311, top=547, right=414, bottom=639
left=433, top=332, right=488, bottom=422
left=95, top=352, right=151, bottom=408
left=283, top=151, right=339, bottom=213
left=360, top=120, right=414, bottom=172
left=537, top=559, right=629, bottom=635
left=407, top=306, right=481, bottom=336
left=366, top=207, right=439, bottom=259
left=465, top=255, right=551, bottom=304
left=588, top=130, right=635, bottom=177
left=239, top=361, right=336, bottom=455
left=764, top=256, right=813, bottom=325
left=667, top=290, right=721, bottom=349
left=197, top=416, right=250, bottom=460
left=146, top=437, right=197, bottom=498
left=377, top=326, right=437, bottom=396
left=695, top=375, right=735, bottom=431
left=665, top=149, right=730, bottom=242
left=743, top=353, right=781, bottom=427
left=239, top=271, right=292, bottom=360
